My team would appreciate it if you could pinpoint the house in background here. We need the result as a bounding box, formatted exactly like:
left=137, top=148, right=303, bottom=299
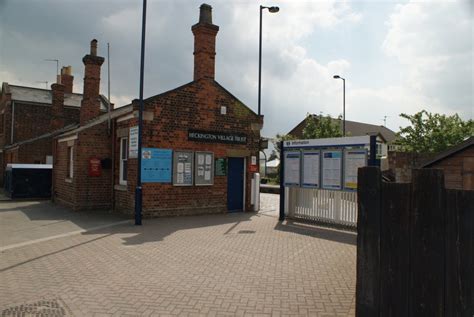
left=0, top=68, right=110, bottom=185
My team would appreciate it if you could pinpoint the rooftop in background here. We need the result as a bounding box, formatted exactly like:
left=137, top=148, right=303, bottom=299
left=288, top=114, right=398, bottom=143
left=2, top=83, right=109, bottom=111
left=421, top=136, right=474, bottom=168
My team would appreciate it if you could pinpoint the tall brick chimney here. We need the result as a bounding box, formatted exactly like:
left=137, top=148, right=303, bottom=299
left=192, top=4, right=219, bottom=81
left=80, top=39, right=105, bottom=125
left=60, top=66, right=74, bottom=93
left=51, top=82, right=65, bottom=130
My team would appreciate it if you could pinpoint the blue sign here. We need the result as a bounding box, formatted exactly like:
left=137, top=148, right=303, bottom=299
left=141, top=148, right=172, bottom=183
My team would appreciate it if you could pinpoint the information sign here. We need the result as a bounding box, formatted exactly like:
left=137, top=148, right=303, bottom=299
left=141, top=148, right=172, bottom=183
left=129, top=126, right=138, bottom=158
left=195, top=152, right=214, bottom=185
left=284, top=151, right=301, bottom=187
left=173, top=151, right=193, bottom=186
left=215, top=158, right=227, bottom=176
left=302, top=151, right=320, bottom=188
left=344, top=149, right=367, bottom=190
left=322, top=150, right=342, bottom=190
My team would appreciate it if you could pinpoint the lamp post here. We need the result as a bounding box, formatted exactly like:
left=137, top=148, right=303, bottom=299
left=258, top=5, right=279, bottom=116
left=333, top=75, right=345, bottom=136
left=135, top=0, right=147, bottom=226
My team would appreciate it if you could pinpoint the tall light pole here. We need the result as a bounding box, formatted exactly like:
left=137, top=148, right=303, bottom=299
left=333, top=75, right=346, bottom=136
left=258, top=5, right=279, bottom=116
left=135, top=0, right=147, bottom=226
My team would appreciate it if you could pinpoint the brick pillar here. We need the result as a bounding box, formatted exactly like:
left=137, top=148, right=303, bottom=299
left=60, top=66, right=74, bottom=93
left=51, top=83, right=65, bottom=130
left=80, top=39, right=105, bottom=125
left=192, top=4, right=219, bottom=81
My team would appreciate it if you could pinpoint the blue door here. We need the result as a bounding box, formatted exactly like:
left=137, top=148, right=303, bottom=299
left=227, top=157, right=244, bottom=212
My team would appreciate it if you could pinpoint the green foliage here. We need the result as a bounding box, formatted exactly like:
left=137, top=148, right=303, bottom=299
left=302, top=114, right=343, bottom=139
left=397, top=110, right=474, bottom=153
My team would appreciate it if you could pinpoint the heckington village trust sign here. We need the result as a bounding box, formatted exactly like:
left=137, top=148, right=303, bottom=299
left=188, top=130, right=247, bottom=145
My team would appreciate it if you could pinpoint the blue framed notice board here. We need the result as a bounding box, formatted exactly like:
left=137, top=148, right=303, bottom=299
left=141, top=148, right=172, bottom=183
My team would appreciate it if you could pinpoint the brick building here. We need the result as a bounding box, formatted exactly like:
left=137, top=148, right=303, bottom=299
left=53, top=4, right=262, bottom=216
left=0, top=67, right=109, bottom=185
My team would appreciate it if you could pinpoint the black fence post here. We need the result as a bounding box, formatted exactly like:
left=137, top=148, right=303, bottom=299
left=409, top=169, right=445, bottom=317
left=279, top=141, right=285, bottom=221
left=356, top=166, right=381, bottom=317
left=368, top=135, right=376, bottom=166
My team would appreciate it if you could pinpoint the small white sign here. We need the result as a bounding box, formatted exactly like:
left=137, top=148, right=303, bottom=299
left=129, top=126, right=139, bottom=158
left=251, top=156, right=257, bottom=165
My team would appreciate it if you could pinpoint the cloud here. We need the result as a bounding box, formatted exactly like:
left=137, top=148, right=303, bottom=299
left=381, top=0, right=473, bottom=120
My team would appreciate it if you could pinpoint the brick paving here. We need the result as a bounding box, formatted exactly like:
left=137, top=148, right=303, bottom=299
left=0, top=194, right=356, bottom=316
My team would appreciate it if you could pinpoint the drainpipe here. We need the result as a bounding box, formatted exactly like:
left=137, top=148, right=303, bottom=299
left=10, top=101, right=15, bottom=144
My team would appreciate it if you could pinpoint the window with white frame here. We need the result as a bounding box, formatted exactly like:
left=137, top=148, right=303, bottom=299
left=67, top=146, right=74, bottom=179
left=119, top=137, right=128, bottom=185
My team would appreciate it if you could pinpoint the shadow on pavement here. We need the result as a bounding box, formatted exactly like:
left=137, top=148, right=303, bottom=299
left=274, top=219, right=357, bottom=246
left=83, top=211, right=256, bottom=246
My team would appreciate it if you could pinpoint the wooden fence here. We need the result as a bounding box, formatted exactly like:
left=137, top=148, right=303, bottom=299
left=356, top=167, right=473, bottom=317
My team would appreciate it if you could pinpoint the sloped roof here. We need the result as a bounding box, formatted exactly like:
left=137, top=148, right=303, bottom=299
left=421, top=136, right=474, bottom=168
left=4, top=83, right=109, bottom=111
left=288, top=114, right=398, bottom=143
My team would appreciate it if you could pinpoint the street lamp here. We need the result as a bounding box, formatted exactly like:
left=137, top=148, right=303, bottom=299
left=135, top=0, right=147, bottom=226
left=258, top=5, right=279, bottom=116
left=333, top=75, right=346, bottom=136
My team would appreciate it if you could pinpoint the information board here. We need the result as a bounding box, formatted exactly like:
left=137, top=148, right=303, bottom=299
left=215, top=158, right=227, bottom=176
left=322, top=150, right=342, bottom=190
left=195, top=152, right=214, bottom=185
left=302, top=151, right=320, bottom=188
left=344, top=149, right=367, bottom=190
left=141, top=148, right=172, bottom=183
left=284, top=151, right=301, bottom=187
left=129, top=126, right=138, bottom=158
left=173, top=151, right=193, bottom=186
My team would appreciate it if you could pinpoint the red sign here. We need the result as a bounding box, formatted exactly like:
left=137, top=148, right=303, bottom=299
left=249, top=164, right=258, bottom=172
left=89, top=157, right=101, bottom=177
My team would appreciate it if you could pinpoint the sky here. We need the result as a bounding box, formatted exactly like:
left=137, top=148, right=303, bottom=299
left=0, top=0, right=472, bottom=138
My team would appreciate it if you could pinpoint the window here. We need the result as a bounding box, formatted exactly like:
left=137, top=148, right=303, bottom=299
left=67, top=146, right=74, bottom=179
left=119, top=137, right=128, bottom=185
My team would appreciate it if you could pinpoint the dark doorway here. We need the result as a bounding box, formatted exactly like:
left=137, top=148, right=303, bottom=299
left=227, top=157, right=244, bottom=212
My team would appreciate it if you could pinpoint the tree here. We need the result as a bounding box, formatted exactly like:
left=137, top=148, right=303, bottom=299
left=302, top=114, right=343, bottom=139
left=397, top=110, right=474, bottom=153
left=271, top=133, right=295, bottom=159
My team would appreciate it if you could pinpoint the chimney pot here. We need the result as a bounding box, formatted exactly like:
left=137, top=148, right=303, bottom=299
left=60, top=66, right=74, bottom=94
left=90, top=39, right=98, bottom=56
left=199, top=4, right=213, bottom=24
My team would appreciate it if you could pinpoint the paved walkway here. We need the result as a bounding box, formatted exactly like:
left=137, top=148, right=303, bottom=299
left=0, top=194, right=356, bottom=316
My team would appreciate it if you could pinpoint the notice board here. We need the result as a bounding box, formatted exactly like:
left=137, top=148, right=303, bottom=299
left=344, top=149, right=367, bottom=190
left=141, top=148, right=172, bottom=183
left=284, top=151, right=301, bottom=187
left=195, top=152, right=214, bottom=185
left=302, top=151, right=320, bottom=188
left=215, top=158, right=227, bottom=176
left=173, top=151, right=193, bottom=186
left=129, top=126, right=138, bottom=158
left=321, top=150, right=342, bottom=190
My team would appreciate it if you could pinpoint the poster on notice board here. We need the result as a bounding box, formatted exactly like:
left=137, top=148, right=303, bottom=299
left=141, top=148, right=172, bottom=183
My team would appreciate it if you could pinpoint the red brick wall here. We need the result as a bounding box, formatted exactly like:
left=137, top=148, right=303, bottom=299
left=53, top=123, right=113, bottom=210
left=117, top=78, right=261, bottom=217
left=53, top=138, right=76, bottom=208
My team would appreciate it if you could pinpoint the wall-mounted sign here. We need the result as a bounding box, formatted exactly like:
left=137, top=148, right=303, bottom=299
left=173, top=151, right=193, bottom=186
left=141, top=148, right=172, bottom=183
left=302, top=151, right=320, bottom=188
left=188, top=130, right=247, bottom=145
left=322, top=150, right=342, bottom=190
left=88, top=157, right=101, bottom=177
left=215, top=158, right=227, bottom=176
left=195, top=152, right=214, bottom=185
left=284, top=151, right=301, bottom=187
left=344, top=149, right=367, bottom=190
left=129, top=126, right=138, bottom=158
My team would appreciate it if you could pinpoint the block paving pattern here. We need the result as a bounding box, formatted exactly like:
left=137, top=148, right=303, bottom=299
left=0, top=194, right=356, bottom=316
